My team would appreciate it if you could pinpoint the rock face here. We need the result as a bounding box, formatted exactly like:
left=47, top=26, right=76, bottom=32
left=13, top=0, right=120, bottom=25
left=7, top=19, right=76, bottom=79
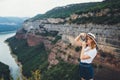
left=48, top=24, right=120, bottom=55
left=15, top=19, right=120, bottom=71
left=47, top=18, right=64, bottom=24
left=22, top=21, right=120, bottom=55
left=27, top=34, right=44, bottom=46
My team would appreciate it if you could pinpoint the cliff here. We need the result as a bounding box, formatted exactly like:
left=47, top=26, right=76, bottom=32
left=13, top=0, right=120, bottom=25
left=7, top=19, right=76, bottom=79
left=7, top=0, right=120, bottom=80
left=17, top=22, right=120, bottom=70
left=9, top=23, right=120, bottom=79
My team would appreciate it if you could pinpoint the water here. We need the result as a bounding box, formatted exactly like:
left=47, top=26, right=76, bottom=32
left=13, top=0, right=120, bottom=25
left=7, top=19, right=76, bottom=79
left=0, top=32, right=22, bottom=80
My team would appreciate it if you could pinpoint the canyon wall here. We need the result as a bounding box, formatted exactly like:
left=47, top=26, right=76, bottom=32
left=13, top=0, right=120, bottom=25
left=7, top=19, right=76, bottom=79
left=15, top=20, right=120, bottom=70
left=22, top=20, right=120, bottom=57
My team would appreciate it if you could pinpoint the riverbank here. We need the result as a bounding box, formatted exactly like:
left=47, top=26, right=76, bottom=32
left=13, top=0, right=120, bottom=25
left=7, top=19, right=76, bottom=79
left=5, top=37, right=23, bottom=80
left=9, top=50, right=23, bottom=80
left=0, top=32, right=22, bottom=80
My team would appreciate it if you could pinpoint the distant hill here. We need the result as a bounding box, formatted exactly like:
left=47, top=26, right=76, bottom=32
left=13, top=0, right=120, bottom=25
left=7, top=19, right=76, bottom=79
left=30, top=0, right=120, bottom=24
left=0, top=17, right=28, bottom=33
left=0, top=17, right=28, bottom=24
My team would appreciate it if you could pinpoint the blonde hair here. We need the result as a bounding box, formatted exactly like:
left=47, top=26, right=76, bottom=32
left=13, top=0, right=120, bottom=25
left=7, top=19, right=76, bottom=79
left=91, top=39, right=96, bottom=49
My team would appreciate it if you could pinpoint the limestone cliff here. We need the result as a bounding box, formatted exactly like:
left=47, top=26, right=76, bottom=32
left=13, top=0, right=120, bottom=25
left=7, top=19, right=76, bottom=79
left=15, top=19, right=120, bottom=71
left=22, top=21, right=120, bottom=55
left=15, top=0, right=120, bottom=72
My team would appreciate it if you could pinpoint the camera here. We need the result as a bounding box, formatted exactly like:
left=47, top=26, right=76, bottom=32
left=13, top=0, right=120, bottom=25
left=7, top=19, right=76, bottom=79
left=80, top=35, right=86, bottom=42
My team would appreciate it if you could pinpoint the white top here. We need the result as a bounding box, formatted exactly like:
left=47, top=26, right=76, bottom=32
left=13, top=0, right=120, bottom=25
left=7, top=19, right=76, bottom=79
left=81, top=46, right=97, bottom=63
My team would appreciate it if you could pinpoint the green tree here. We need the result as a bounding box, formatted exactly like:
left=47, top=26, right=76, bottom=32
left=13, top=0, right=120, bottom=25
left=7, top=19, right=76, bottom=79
left=28, top=70, right=41, bottom=80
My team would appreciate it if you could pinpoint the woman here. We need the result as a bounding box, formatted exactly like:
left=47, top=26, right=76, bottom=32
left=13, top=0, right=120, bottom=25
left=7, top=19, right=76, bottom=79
left=75, top=33, right=98, bottom=80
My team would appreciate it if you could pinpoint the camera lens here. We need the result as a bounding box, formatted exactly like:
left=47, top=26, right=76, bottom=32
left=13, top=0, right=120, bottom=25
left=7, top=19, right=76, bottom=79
left=80, top=36, right=86, bottom=41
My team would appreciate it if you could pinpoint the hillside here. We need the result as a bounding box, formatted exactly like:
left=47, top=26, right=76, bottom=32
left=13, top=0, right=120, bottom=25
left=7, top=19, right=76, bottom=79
left=0, top=62, right=10, bottom=80
left=29, top=2, right=99, bottom=21
left=29, top=0, right=120, bottom=24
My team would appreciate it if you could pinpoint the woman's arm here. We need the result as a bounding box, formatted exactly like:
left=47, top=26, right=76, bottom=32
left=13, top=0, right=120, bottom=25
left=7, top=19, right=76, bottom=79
left=80, top=42, right=91, bottom=60
left=74, top=33, right=86, bottom=46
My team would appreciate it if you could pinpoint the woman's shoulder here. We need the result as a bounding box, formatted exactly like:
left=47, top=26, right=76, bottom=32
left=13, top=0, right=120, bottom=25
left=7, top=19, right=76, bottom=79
left=91, top=48, right=97, bottom=55
left=88, top=47, right=97, bottom=52
left=85, top=47, right=97, bottom=57
left=85, top=46, right=97, bottom=52
left=91, top=47, right=97, bottom=51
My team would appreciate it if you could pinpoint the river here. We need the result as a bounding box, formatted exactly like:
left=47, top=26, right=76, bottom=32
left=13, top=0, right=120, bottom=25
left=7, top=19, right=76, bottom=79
left=0, top=32, right=22, bottom=80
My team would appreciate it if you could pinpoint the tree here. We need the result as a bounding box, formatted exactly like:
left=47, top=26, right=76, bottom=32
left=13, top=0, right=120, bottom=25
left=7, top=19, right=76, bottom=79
left=28, top=70, right=41, bottom=80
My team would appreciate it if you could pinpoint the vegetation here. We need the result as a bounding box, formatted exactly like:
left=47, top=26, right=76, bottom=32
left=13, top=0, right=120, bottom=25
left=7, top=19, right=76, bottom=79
left=0, top=62, right=10, bottom=80
left=71, top=15, right=120, bottom=24
left=25, top=70, right=41, bottom=80
left=74, top=0, right=120, bottom=14
left=51, top=35, right=62, bottom=44
left=6, top=35, right=81, bottom=80
left=41, top=60, right=80, bottom=80
left=75, top=46, right=81, bottom=52
left=30, top=0, right=120, bottom=24
left=30, top=2, right=98, bottom=21
left=6, top=37, right=48, bottom=78
left=0, top=69, right=41, bottom=80
left=73, top=0, right=120, bottom=24
left=36, top=30, right=59, bottom=37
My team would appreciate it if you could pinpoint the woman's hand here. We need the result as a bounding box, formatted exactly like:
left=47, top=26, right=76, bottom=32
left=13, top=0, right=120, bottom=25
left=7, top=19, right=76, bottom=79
left=81, top=41, right=86, bottom=48
left=74, top=33, right=86, bottom=47
left=79, top=33, right=86, bottom=37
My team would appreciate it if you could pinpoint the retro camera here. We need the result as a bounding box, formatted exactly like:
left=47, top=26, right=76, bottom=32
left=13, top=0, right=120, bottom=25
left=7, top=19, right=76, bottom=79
left=80, top=35, right=86, bottom=42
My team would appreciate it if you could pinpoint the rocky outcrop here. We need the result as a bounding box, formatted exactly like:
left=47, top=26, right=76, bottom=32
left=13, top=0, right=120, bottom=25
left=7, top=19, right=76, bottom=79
left=47, top=18, right=64, bottom=24
left=27, top=34, right=43, bottom=46
left=41, top=23, right=120, bottom=56
left=48, top=40, right=79, bottom=68
left=15, top=29, right=26, bottom=39
left=22, top=21, right=120, bottom=45
left=15, top=31, right=46, bottom=47
left=15, top=17, right=120, bottom=71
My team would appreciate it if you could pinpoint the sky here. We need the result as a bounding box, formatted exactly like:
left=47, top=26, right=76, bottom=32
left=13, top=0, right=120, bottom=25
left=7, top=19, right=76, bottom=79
left=0, top=0, right=103, bottom=17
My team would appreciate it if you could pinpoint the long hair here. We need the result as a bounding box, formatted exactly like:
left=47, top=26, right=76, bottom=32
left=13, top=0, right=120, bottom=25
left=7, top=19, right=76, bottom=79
left=90, top=38, right=96, bottom=49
